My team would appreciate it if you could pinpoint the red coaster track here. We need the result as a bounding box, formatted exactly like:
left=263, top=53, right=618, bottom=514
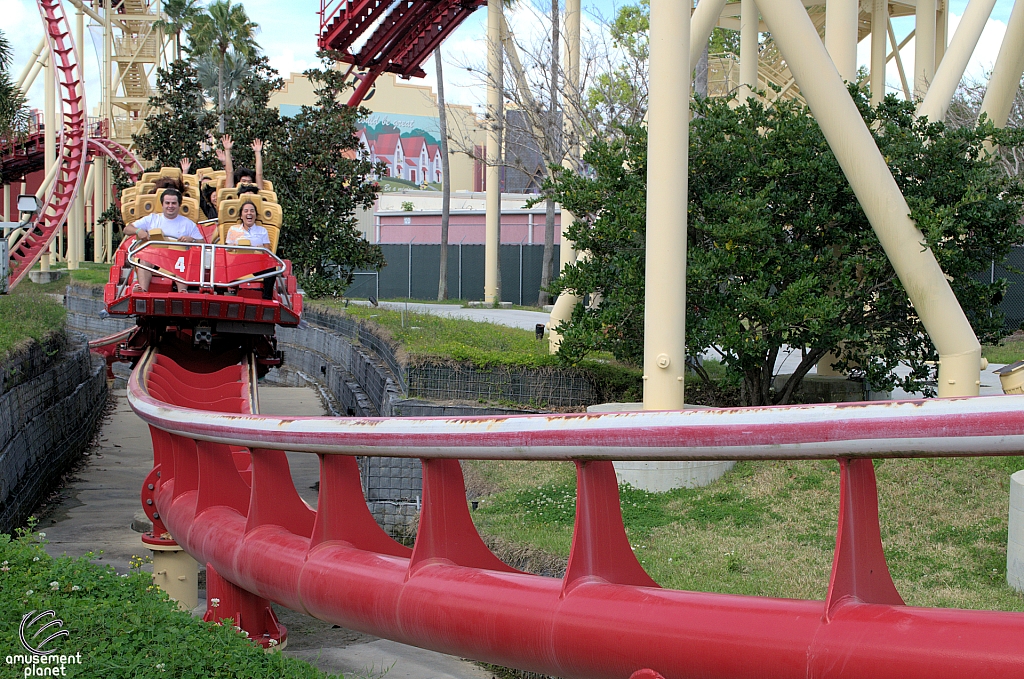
left=318, top=0, right=485, bottom=106
left=127, top=340, right=1024, bottom=678
left=4, top=0, right=142, bottom=292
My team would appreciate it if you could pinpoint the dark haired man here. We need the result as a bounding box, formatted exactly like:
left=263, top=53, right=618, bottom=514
left=124, top=189, right=203, bottom=292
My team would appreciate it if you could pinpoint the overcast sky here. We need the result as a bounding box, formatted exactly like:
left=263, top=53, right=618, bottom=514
left=3, top=0, right=1018, bottom=117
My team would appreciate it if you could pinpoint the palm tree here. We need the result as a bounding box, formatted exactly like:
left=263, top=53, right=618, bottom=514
left=156, top=0, right=202, bottom=62
left=0, top=29, right=29, bottom=148
left=195, top=51, right=250, bottom=113
left=188, top=0, right=259, bottom=133
left=436, top=48, right=452, bottom=300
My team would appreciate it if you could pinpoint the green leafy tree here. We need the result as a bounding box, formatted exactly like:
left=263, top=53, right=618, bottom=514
left=187, top=0, right=259, bottom=133
left=548, top=89, right=1024, bottom=405
left=132, top=60, right=218, bottom=169
left=267, top=54, right=385, bottom=297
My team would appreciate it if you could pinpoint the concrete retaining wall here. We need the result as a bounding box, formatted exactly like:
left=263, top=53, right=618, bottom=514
left=65, top=283, right=134, bottom=339
left=0, top=331, right=107, bottom=533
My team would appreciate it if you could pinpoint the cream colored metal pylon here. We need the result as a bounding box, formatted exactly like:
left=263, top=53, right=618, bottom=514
left=484, top=0, right=502, bottom=304
left=106, top=0, right=164, bottom=149
left=643, top=0, right=689, bottom=410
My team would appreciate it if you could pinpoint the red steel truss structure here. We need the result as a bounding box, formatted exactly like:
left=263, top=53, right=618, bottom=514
left=318, top=0, right=485, bottom=106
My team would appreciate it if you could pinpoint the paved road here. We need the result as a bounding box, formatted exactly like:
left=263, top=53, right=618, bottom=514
left=39, top=385, right=491, bottom=679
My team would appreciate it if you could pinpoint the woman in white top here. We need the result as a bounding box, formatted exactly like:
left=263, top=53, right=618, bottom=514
left=226, top=200, right=271, bottom=248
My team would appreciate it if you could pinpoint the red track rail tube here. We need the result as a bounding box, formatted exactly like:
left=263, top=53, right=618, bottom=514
left=131, top=346, right=1024, bottom=678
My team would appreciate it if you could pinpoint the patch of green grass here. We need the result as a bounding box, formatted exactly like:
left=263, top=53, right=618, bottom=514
left=0, top=287, right=65, bottom=359
left=467, top=455, right=1024, bottom=611
left=0, top=526, right=337, bottom=678
left=328, top=303, right=555, bottom=368
left=983, top=340, right=1024, bottom=365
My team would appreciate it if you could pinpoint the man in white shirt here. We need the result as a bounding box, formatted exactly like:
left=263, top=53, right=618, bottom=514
left=124, top=188, right=203, bottom=292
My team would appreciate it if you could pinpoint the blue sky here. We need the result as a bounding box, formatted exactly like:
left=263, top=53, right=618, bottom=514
left=3, top=0, right=1018, bottom=115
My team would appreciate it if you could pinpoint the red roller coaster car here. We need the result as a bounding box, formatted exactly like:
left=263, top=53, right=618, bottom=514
left=102, top=230, right=303, bottom=371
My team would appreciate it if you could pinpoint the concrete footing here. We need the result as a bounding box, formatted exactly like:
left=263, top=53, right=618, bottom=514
left=586, top=402, right=733, bottom=491
left=1008, top=470, right=1024, bottom=591
left=149, top=542, right=199, bottom=612
left=29, top=270, right=65, bottom=284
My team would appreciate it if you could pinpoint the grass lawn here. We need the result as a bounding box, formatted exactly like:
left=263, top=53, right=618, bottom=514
left=983, top=339, right=1024, bottom=365
left=318, top=302, right=563, bottom=368
left=467, top=455, right=1024, bottom=612
left=1, top=263, right=111, bottom=359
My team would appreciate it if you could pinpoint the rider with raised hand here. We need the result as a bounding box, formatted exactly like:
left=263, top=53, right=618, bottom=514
left=124, top=188, right=202, bottom=293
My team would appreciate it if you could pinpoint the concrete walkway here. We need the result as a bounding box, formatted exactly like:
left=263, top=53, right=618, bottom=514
left=38, top=385, right=491, bottom=679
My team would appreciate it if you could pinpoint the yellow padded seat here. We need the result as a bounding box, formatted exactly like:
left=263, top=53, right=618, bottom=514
left=220, top=196, right=282, bottom=229
left=135, top=189, right=202, bottom=223
left=140, top=172, right=161, bottom=184
left=218, top=188, right=239, bottom=205
left=218, top=221, right=280, bottom=254
left=158, top=167, right=182, bottom=180
left=262, top=180, right=273, bottom=192
left=258, top=189, right=278, bottom=203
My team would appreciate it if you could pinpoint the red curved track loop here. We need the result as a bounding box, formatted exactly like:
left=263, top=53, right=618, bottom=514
left=128, top=343, right=1024, bottom=678
left=87, top=137, right=143, bottom=183
left=318, top=0, right=486, bottom=106
left=7, top=0, right=87, bottom=292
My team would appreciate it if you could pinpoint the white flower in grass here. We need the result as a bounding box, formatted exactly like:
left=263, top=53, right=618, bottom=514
left=38, top=532, right=45, bottom=538
left=210, top=597, right=220, bottom=608
left=32, top=557, right=39, bottom=562
left=72, top=585, right=81, bottom=591
left=25, top=590, right=33, bottom=596
left=156, top=663, right=165, bottom=671
left=268, top=638, right=279, bottom=647
left=50, top=581, right=59, bottom=590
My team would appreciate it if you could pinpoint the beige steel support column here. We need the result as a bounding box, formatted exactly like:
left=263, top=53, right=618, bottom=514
left=979, top=0, right=1024, bottom=128
left=935, top=0, right=948, bottom=67
left=825, top=0, right=859, bottom=82
left=740, top=0, right=758, bottom=99
left=917, top=0, right=996, bottom=121
left=484, top=0, right=502, bottom=304
left=104, top=0, right=113, bottom=126
left=644, top=0, right=689, bottom=410
left=67, top=5, right=85, bottom=270
left=548, top=0, right=583, bottom=353
left=560, top=0, right=580, bottom=272
left=148, top=543, right=198, bottom=612
left=105, top=160, right=113, bottom=263
left=870, top=0, right=888, bottom=104
left=888, top=21, right=912, bottom=100
left=915, top=0, right=937, bottom=98
left=94, top=160, right=104, bottom=263
left=17, top=39, right=47, bottom=93
left=690, top=0, right=730, bottom=65
left=755, top=0, right=981, bottom=397
left=43, top=59, right=56, bottom=272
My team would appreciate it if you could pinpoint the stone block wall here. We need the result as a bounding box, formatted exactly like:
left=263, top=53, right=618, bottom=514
left=0, top=331, right=107, bottom=533
left=65, top=283, right=134, bottom=339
